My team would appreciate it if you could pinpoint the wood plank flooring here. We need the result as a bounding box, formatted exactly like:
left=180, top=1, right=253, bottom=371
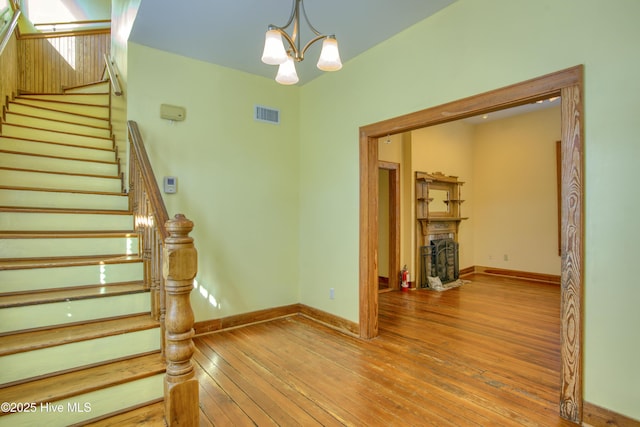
left=194, top=274, right=576, bottom=426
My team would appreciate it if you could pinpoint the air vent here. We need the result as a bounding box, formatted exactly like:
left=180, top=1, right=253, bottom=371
left=255, top=105, right=280, bottom=124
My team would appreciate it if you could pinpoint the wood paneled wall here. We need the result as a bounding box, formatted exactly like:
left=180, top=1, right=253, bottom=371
left=18, top=31, right=110, bottom=93
left=0, top=32, right=18, bottom=106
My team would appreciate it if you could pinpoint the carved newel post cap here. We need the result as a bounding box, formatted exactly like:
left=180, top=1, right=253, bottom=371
left=163, top=214, right=197, bottom=282
left=165, top=213, right=194, bottom=240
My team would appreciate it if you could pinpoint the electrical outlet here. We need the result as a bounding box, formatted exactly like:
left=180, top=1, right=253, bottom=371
left=329, top=288, right=335, bottom=299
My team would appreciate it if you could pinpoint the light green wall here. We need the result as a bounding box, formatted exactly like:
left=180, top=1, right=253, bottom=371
left=127, top=43, right=300, bottom=321
left=299, top=0, right=640, bottom=419
left=110, top=0, right=140, bottom=78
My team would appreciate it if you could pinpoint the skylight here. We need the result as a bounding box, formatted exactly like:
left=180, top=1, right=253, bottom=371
left=21, top=0, right=110, bottom=33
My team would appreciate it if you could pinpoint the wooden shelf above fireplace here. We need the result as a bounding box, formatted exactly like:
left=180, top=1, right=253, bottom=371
left=418, top=217, right=468, bottom=222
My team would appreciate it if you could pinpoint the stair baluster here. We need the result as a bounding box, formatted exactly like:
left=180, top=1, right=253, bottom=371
left=128, top=120, right=169, bottom=325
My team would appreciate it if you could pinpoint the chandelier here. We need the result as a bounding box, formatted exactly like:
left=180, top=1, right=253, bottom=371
left=261, top=0, right=342, bottom=85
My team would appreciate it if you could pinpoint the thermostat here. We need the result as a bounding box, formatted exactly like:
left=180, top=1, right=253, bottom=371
left=163, top=176, right=177, bottom=194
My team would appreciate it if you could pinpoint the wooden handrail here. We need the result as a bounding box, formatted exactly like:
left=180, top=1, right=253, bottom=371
left=128, top=121, right=198, bottom=425
left=104, top=54, right=123, bottom=96
left=0, top=9, right=20, bottom=57
left=19, top=27, right=110, bottom=40
left=34, top=18, right=111, bottom=27
left=128, top=120, right=169, bottom=240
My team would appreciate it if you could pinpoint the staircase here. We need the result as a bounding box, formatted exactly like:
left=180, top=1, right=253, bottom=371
left=0, top=82, right=166, bottom=426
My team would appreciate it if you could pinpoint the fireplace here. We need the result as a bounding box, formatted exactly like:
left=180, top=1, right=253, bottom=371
left=420, top=238, right=459, bottom=287
left=415, top=171, right=467, bottom=289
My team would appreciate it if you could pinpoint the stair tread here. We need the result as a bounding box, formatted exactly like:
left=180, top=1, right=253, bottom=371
left=0, top=313, right=156, bottom=356
left=0, top=281, right=146, bottom=308
left=8, top=101, right=110, bottom=122
left=63, top=79, right=109, bottom=91
left=81, top=400, right=166, bottom=427
left=0, top=148, right=118, bottom=165
left=0, top=352, right=165, bottom=406
left=5, top=111, right=112, bottom=131
left=0, top=254, right=142, bottom=270
left=0, top=185, right=126, bottom=196
left=2, top=122, right=113, bottom=140
left=0, top=206, right=132, bottom=215
left=0, top=230, right=136, bottom=238
left=16, top=95, right=111, bottom=108
left=0, top=165, right=121, bottom=180
left=0, top=135, right=115, bottom=152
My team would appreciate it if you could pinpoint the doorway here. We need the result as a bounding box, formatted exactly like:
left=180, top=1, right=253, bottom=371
left=378, top=161, right=400, bottom=291
left=358, top=66, right=584, bottom=423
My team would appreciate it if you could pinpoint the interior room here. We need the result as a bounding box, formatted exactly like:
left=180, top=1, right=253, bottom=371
left=378, top=102, right=562, bottom=290
left=1, top=0, right=638, bottom=425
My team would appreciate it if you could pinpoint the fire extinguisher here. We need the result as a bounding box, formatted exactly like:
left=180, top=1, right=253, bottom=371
left=400, top=265, right=410, bottom=291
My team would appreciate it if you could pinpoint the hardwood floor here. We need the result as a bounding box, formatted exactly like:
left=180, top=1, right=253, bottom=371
left=194, top=274, right=576, bottom=426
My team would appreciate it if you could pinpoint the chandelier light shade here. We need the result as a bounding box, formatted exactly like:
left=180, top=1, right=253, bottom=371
left=261, top=29, right=288, bottom=65
left=261, top=0, right=342, bottom=84
left=275, top=56, right=300, bottom=85
left=317, top=35, right=342, bottom=71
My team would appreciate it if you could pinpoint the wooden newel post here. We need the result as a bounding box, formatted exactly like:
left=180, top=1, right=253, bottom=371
left=163, top=214, right=198, bottom=426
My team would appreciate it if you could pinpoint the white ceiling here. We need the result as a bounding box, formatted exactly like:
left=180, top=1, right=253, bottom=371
left=463, top=97, right=561, bottom=124
left=128, top=0, right=457, bottom=85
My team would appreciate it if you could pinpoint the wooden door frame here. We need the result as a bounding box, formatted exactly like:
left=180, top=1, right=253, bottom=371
left=359, top=65, right=584, bottom=423
left=378, top=161, right=401, bottom=290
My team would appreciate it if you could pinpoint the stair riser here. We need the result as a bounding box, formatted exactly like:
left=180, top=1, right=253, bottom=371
left=0, top=212, right=134, bottom=231
left=0, top=292, right=150, bottom=334
left=8, top=103, right=109, bottom=128
left=0, top=189, right=129, bottom=210
left=1, top=125, right=113, bottom=150
left=0, top=262, right=143, bottom=293
left=0, top=236, right=139, bottom=260
left=17, top=94, right=110, bottom=107
left=8, top=98, right=109, bottom=118
left=0, top=169, right=122, bottom=193
left=0, top=327, right=159, bottom=384
left=0, top=152, right=118, bottom=177
left=4, top=113, right=112, bottom=138
left=0, top=137, right=115, bottom=162
left=0, top=374, right=163, bottom=427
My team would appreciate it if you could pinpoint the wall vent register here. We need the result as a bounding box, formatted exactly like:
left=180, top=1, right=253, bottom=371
left=255, top=105, right=280, bottom=124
